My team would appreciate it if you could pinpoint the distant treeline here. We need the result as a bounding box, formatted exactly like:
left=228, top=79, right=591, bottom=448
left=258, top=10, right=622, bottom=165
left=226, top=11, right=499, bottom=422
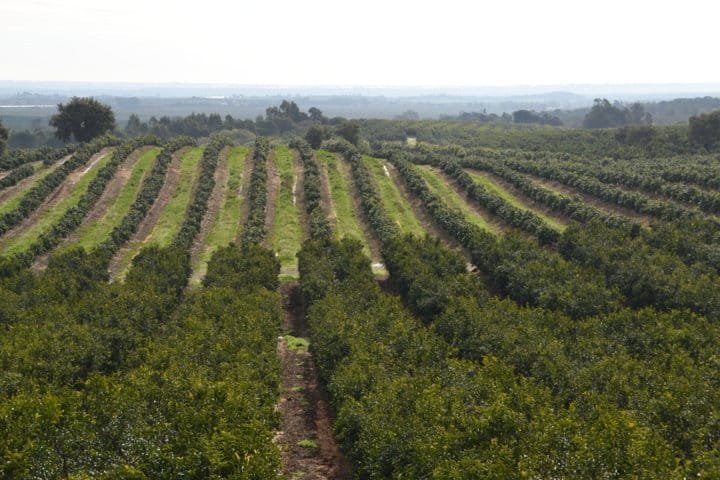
left=442, top=96, right=720, bottom=128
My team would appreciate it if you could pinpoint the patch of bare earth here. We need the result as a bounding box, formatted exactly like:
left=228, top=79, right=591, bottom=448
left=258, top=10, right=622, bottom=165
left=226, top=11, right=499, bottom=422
left=524, top=172, right=651, bottom=224
left=33, top=147, right=152, bottom=271
left=467, top=169, right=570, bottom=226
left=0, top=156, right=72, bottom=205
left=276, top=282, right=350, bottom=480
left=0, top=149, right=113, bottom=242
left=336, top=156, right=383, bottom=264
left=106, top=147, right=187, bottom=278
left=189, top=147, right=231, bottom=284
left=263, top=152, right=281, bottom=249
left=235, top=149, right=256, bottom=244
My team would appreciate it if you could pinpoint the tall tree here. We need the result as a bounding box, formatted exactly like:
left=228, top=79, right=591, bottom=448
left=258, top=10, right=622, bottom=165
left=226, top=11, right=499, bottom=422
left=0, top=119, right=8, bottom=156
left=50, top=97, right=116, bottom=142
left=689, top=110, right=720, bottom=149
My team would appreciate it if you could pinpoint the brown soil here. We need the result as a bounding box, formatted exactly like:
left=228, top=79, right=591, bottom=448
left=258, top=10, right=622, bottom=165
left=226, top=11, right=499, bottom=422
left=467, top=169, right=570, bottom=226
left=235, top=149, right=255, bottom=244
left=524, top=172, right=651, bottom=224
left=263, top=151, right=281, bottom=249
left=0, top=149, right=113, bottom=242
left=106, top=147, right=187, bottom=278
left=32, top=147, right=152, bottom=271
left=189, top=147, right=231, bottom=284
left=336, top=155, right=383, bottom=264
left=276, top=282, right=350, bottom=480
left=294, top=151, right=309, bottom=241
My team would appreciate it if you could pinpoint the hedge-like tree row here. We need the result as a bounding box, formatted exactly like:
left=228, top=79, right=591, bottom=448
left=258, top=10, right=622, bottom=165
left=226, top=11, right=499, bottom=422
left=2, top=135, right=161, bottom=271
left=500, top=154, right=711, bottom=222
left=92, top=136, right=196, bottom=267
left=172, top=135, right=232, bottom=250
left=0, top=135, right=120, bottom=237
left=553, top=158, right=720, bottom=214
left=289, top=137, right=331, bottom=241
left=240, top=137, right=270, bottom=245
left=385, top=146, right=560, bottom=244
left=440, top=150, right=636, bottom=230
left=324, top=138, right=399, bottom=243
left=0, top=163, right=35, bottom=191
left=298, top=236, right=709, bottom=478
left=0, top=229, right=283, bottom=476
left=383, top=150, right=621, bottom=318
left=0, top=144, right=76, bottom=170
left=377, top=233, right=720, bottom=478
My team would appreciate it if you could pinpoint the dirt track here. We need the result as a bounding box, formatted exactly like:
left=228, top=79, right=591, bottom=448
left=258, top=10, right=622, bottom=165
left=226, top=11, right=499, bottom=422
left=276, top=282, right=350, bottom=480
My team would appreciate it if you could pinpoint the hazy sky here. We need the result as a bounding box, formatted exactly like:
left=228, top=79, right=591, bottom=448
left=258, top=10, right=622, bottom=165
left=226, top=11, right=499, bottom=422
left=2, top=0, right=719, bottom=86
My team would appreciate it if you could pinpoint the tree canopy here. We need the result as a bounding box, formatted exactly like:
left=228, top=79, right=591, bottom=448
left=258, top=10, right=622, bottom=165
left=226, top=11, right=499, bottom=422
left=0, top=119, right=8, bottom=156
left=50, top=96, right=116, bottom=142
left=688, top=110, right=720, bottom=149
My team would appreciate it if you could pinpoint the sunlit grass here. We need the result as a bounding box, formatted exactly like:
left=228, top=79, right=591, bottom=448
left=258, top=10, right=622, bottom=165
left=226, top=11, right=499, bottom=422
left=416, top=165, right=500, bottom=234
left=466, top=170, right=566, bottom=231
left=270, top=145, right=303, bottom=274
left=0, top=162, right=64, bottom=217
left=0, top=150, right=115, bottom=256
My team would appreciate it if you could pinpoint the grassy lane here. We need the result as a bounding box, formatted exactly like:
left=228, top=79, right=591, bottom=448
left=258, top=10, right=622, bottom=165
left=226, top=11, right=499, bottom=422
left=363, top=155, right=425, bottom=236
left=115, top=146, right=204, bottom=280
left=269, top=145, right=303, bottom=277
left=416, top=165, right=502, bottom=234
left=466, top=169, right=567, bottom=231
left=0, top=162, right=64, bottom=216
left=317, top=150, right=373, bottom=257
left=0, top=152, right=114, bottom=256
left=60, top=147, right=161, bottom=253
left=191, top=146, right=249, bottom=282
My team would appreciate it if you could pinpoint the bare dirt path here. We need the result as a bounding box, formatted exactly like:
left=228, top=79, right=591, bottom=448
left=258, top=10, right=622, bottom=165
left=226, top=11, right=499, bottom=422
left=263, top=151, right=281, bottom=249
left=0, top=160, right=61, bottom=203
left=276, top=282, right=350, bottom=480
left=0, top=149, right=113, bottom=242
left=189, top=147, right=230, bottom=284
left=107, top=147, right=186, bottom=278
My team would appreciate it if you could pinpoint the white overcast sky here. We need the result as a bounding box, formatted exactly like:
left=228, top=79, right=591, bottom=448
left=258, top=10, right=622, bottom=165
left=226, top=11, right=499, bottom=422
left=2, top=0, right=719, bottom=86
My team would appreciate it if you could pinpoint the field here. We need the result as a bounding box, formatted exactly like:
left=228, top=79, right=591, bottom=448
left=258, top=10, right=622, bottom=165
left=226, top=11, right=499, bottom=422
left=2, top=127, right=720, bottom=479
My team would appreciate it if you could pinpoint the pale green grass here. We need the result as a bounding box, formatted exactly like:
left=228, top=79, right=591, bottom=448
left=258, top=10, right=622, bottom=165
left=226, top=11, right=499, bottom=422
left=466, top=169, right=566, bottom=231
left=270, top=146, right=303, bottom=274
left=0, top=162, right=64, bottom=216
left=317, top=150, right=373, bottom=257
left=144, top=146, right=204, bottom=247
left=115, top=147, right=203, bottom=281
left=416, top=166, right=500, bottom=234
left=61, top=147, right=161, bottom=253
left=363, top=156, right=424, bottom=237
left=191, top=146, right=249, bottom=281
left=0, top=151, right=115, bottom=256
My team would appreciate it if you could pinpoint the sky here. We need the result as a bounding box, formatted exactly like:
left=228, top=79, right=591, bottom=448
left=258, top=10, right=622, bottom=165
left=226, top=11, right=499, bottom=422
left=2, top=0, right=719, bottom=87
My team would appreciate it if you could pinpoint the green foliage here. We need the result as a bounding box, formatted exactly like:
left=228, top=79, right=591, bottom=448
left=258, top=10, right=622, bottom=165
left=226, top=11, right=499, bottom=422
left=0, top=135, right=120, bottom=239
left=49, top=96, right=116, bottom=142
left=688, top=109, right=720, bottom=149
left=290, top=137, right=331, bottom=242
left=583, top=98, right=651, bottom=129
left=240, top=137, right=271, bottom=246
left=203, top=242, right=279, bottom=291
